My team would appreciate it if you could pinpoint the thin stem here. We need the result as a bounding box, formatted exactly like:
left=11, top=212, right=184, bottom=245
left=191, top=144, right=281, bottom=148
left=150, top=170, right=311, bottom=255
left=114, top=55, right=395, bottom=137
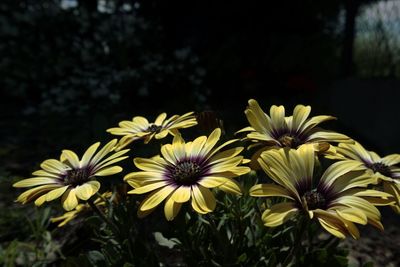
left=87, top=198, right=136, bottom=262
left=87, top=198, right=119, bottom=235
left=206, top=214, right=231, bottom=265
left=282, top=216, right=308, bottom=266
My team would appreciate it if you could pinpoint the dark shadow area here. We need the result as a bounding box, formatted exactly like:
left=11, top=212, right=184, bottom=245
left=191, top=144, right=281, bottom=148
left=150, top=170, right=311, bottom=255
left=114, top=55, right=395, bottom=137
left=0, top=0, right=399, bottom=265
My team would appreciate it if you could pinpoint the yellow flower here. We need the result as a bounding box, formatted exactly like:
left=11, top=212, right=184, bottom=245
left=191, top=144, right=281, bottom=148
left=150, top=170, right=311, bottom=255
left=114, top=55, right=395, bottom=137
left=237, top=99, right=351, bottom=163
left=107, top=112, right=198, bottom=150
left=13, top=140, right=129, bottom=211
left=330, top=142, right=400, bottom=212
left=124, top=128, right=250, bottom=220
left=249, top=145, right=393, bottom=239
left=50, top=192, right=113, bottom=227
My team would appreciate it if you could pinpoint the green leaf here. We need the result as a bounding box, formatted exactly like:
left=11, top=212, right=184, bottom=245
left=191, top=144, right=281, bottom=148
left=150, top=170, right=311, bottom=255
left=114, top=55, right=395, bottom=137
left=87, top=250, right=106, bottom=266
left=153, top=232, right=181, bottom=249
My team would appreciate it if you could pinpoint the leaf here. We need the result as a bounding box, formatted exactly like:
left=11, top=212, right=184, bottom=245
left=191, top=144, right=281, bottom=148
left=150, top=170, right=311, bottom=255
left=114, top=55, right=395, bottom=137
left=153, top=232, right=181, bottom=249
left=87, top=251, right=106, bottom=266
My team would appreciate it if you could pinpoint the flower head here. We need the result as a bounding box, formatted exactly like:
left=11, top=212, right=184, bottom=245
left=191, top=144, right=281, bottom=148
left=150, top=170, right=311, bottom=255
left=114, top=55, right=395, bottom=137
left=237, top=99, right=351, bottom=163
left=124, top=128, right=250, bottom=220
left=107, top=112, right=198, bottom=150
left=331, top=142, right=400, bottom=212
left=50, top=192, right=113, bottom=227
left=13, top=140, right=129, bottom=211
left=249, top=145, right=393, bottom=239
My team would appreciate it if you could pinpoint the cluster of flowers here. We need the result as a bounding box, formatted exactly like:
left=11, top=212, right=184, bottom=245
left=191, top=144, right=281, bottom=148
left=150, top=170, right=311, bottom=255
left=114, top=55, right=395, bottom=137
left=13, top=99, right=399, bottom=239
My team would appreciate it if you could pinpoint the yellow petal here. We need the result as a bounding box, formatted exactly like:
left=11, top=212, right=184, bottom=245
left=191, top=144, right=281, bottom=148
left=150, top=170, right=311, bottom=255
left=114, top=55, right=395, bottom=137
left=90, top=139, right=118, bottom=165
left=62, top=189, right=79, bottom=211
left=171, top=186, right=191, bottom=203
left=94, top=166, right=122, bottom=176
left=201, top=128, right=221, bottom=156
left=139, top=185, right=176, bottom=211
left=336, top=208, right=367, bottom=225
left=269, top=105, right=286, bottom=131
left=13, top=177, right=59, bottom=188
left=313, top=209, right=347, bottom=239
left=261, top=202, right=298, bottom=227
left=191, top=185, right=216, bottom=214
left=197, top=176, right=227, bottom=188
left=381, top=154, right=400, bottom=166
left=292, top=105, right=311, bottom=131
left=75, top=183, right=95, bottom=200
left=218, top=179, right=242, bottom=195
left=208, top=147, right=244, bottom=164
left=134, top=157, right=166, bottom=172
left=249, top=184, right=294, bottom=199
left=46, top=185, right=69, bottom=201
left=155, top=113, right=167, bottom=125
left=164, top=196, right=182, bottom=221
left=34, top=195, right=47, bottom=206
left=128, top=181, right=169, bottom=194
left=80, top=142, right=100, bottom=166
left=61, top=150, right=80, bottom=168
left=40, top=159, right=67, bottom=173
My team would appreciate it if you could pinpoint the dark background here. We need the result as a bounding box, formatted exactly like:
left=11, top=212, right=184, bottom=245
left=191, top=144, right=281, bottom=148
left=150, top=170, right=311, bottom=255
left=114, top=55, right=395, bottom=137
left=0, top=0, right=400, bottom=263
left=1, top=0, right=400, bottom=167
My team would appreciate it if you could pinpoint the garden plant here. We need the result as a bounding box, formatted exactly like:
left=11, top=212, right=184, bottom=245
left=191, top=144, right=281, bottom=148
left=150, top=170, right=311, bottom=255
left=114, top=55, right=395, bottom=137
left=11, top=99, right=399, bottom=266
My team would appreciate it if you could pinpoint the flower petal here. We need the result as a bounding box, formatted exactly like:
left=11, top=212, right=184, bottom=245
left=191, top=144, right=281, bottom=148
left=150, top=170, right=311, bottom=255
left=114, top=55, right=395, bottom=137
left=46, top=185, right=69, bottom=201
left=62, top=189, right=79, bottom=211
left=139, top=185, right=176, bottom=211
left=94, top=166, right=123, bottom=176
left=13, top=178, right=60, bottom=188
left=164, top=196, right=182, bottom=221
left=171, top=186, right=191, bottom=203
left=191, top=185, right=216, bottom=213
left=261, top=202, right=298, bottom=227
left=249, top=184, right=294, bottom=199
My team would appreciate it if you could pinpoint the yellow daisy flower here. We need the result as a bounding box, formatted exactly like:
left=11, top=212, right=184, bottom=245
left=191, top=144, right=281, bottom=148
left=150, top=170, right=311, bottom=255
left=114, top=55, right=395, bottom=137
left=124, top=128, right=250, bottom=220
left=249, top=145, right=393, bottom=239
left=237, top=99, right=351, bottom=162
left=107, top=112, right=198, bottom=150
left=331, top=142, right=400, bottom=212
left=13, top=140, right=129, bottom=211
left=50, top=192, right=113, bottom=227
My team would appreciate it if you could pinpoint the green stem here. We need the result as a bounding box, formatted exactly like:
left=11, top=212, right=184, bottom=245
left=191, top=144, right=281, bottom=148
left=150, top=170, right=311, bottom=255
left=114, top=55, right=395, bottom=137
left=282, top=216, right=308, bottom=266
left=206, top=214, right=231, bottom=265
left=87, top=198, right=119, bottom=235
left=87, top=199, right=136, bottom=262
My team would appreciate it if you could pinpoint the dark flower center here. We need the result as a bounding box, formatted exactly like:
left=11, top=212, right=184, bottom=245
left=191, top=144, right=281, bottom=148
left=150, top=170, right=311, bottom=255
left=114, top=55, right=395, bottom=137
left=368, top=162, right=392, bottom=177
left=64, top=168, right=91, bottom=186
left=171, top=161, right=202, bottom=185
left=278, top=134, right=302, bottom=148
left=148, top=124, right=162, bottom=133
left=302, top=189, right=326, bottom=210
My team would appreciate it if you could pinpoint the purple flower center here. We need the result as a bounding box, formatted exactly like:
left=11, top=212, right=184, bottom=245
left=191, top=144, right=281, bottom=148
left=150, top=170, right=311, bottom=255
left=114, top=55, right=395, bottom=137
left=64, top=168, right=91, bottom=186
left=148, top=124, right=162, bottom=133
left=368, top=162, right=392, bottom=177
left=170, top=161, right=202, bottom=185
left=302, top=189, right=326, bottom=210
left=278, top=134, right=303, bottom=148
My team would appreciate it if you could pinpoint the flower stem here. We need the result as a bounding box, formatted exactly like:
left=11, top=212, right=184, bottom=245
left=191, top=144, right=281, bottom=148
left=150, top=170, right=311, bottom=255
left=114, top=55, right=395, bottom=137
left=87, top=198, right=119, bottom=234
left=282, top=216, right=308, bottom=266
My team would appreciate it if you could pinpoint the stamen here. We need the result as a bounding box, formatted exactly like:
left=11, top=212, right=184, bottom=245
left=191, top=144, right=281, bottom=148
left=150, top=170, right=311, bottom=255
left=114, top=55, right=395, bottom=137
left=64, top=168, right=91, bottom=186
left=368, top=162, right=392, bottom=177
left=148, top=124, right=162, bottom=133
left=278, top=134, right=302, bottom=148
left=302, top=189, right=326, bottom=210
left=171, top=161, right=202, bottom=185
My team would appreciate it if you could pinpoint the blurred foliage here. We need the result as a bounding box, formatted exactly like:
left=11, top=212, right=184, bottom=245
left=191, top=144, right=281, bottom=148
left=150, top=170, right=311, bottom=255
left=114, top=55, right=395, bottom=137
left=0, top=0, right=208, bottom=116
left=354, top=0, right=400, bottom=78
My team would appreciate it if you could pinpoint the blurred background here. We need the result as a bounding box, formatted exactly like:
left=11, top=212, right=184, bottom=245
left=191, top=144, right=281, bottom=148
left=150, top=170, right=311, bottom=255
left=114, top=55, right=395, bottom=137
left=0, top=0, right=400, bottom=265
